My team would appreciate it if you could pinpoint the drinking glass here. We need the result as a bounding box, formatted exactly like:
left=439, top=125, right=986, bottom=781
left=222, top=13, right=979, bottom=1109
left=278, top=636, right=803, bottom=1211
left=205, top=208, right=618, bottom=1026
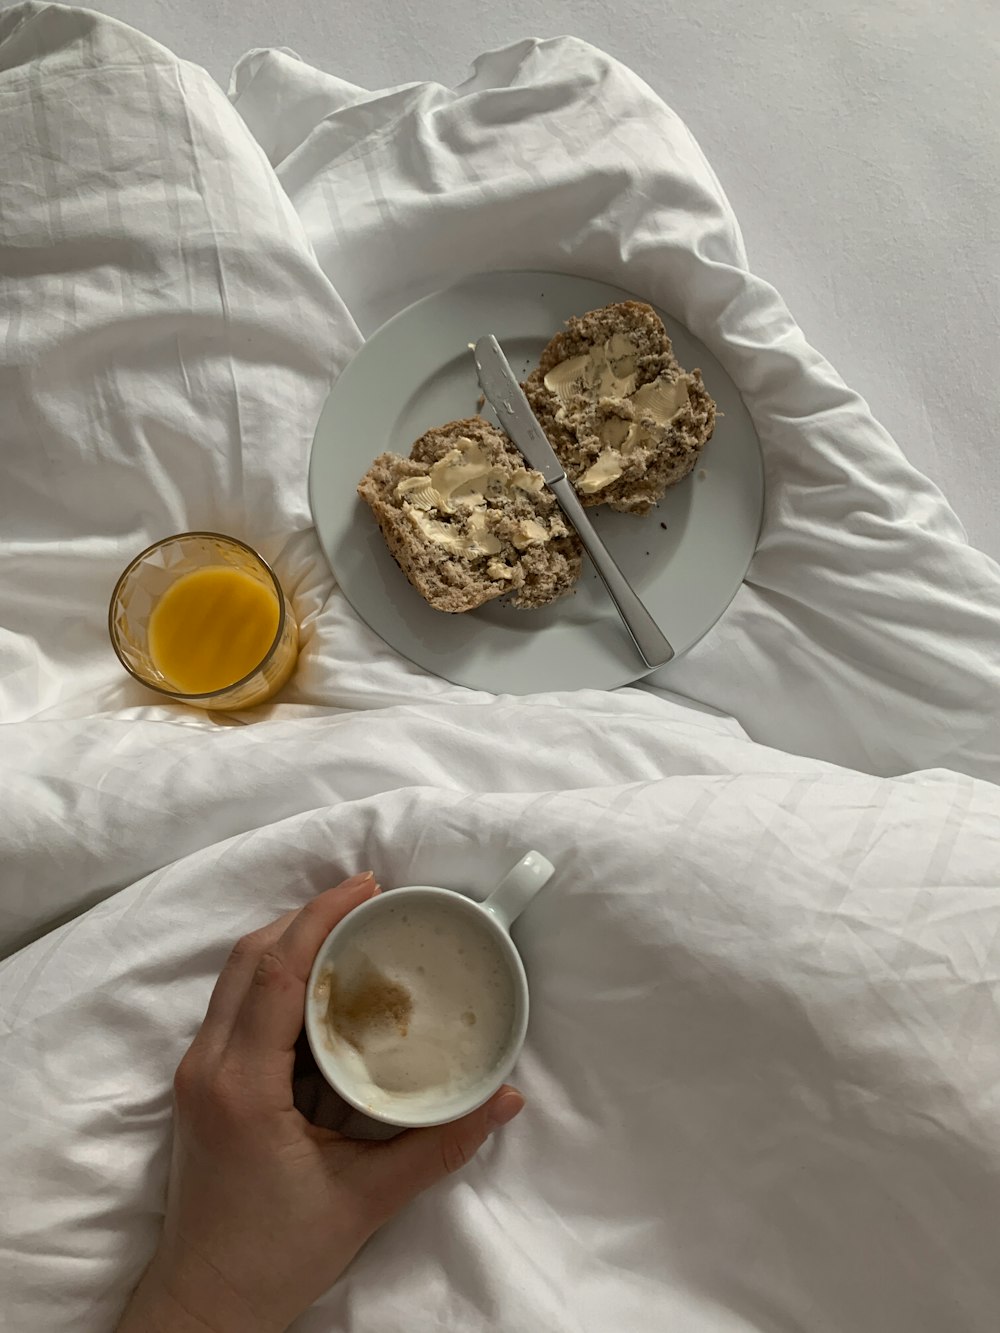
left=109, top=531, right=298, bottom=710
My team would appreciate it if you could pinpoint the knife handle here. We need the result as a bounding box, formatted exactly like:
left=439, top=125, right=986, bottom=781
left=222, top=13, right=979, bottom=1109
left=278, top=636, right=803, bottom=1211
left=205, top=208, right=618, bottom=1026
left=550, top=478, right=674, bottom=669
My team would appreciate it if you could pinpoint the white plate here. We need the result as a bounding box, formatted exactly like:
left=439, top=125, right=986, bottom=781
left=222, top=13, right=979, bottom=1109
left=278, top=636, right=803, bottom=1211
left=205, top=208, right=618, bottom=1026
left=309, top=271, right=763, bottom=693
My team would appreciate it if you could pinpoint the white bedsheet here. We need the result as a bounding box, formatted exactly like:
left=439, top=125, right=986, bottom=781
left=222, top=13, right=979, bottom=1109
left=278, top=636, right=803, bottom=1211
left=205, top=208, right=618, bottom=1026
left=229, top=39, right=1000, bottom=783
left=6, top=714, right=1000, bottom=1333
left=2, top=7, right=1000, bottom=1332
left=17, top=0, right=997, bottom=566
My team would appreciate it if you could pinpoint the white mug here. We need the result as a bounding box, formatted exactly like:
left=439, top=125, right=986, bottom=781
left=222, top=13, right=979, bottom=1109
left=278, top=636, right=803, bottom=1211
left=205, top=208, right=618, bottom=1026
left=305, top=851, right=555, bottom=1128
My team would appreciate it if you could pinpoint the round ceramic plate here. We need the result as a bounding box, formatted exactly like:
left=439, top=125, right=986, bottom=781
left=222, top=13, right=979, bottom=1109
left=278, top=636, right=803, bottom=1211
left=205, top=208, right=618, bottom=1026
left=309, top=271, right=763, bottom=693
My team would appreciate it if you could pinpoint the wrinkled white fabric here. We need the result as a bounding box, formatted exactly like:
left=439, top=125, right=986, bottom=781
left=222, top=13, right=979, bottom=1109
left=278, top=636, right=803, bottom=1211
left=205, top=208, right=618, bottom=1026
left=5, top=703, right=1000, bottom=1333
left=2, top=7, right=1000, bottom=1333
left=229, top=41, right=1000, bottom=782
left=62, top=0, right=1000, bottom=569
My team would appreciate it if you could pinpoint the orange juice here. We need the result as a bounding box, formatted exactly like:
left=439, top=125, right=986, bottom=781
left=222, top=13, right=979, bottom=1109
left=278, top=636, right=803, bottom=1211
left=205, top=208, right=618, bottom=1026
left=148, top=565, right=281, bottom=695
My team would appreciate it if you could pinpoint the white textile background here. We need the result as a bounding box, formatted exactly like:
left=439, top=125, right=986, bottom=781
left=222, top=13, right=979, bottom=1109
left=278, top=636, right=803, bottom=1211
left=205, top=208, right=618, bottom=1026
left=228, top=38, right=1000, bottom=784
left=1, top=7, right=1000, bottom=1333
left=4, top=0, right=994, bottom=562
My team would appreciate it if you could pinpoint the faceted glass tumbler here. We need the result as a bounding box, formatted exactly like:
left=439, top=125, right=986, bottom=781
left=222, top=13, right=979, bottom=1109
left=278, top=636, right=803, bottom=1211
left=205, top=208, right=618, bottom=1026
left=108, top=531, right=298, bottom=710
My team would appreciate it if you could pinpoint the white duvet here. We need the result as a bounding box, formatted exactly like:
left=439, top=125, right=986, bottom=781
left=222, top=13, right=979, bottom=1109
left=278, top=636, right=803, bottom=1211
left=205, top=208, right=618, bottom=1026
left=2, top=6, right=1000, bottom=1331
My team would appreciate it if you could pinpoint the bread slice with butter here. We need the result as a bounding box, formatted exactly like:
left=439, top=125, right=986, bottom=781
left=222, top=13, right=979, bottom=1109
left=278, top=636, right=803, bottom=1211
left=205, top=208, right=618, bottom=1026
left=358, top=417, right=583, bottom=613
left=523, top=301, right=716, bottom=515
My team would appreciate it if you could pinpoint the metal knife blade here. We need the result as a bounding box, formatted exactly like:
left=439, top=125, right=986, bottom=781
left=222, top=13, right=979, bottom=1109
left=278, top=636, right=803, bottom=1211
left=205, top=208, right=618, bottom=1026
left=472, top=335, right=674, bottom=669
left=472, top=336, right=565, bottom=485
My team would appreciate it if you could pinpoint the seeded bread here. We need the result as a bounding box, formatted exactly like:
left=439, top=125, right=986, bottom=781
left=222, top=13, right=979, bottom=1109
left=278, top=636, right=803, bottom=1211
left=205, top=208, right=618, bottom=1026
left=523, top=301, right=716, bottom=515
left=357, top=418, right=583, bottom=613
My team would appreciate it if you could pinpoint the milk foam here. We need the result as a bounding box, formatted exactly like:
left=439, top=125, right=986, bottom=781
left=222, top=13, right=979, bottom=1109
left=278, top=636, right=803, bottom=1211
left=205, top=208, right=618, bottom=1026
left=323, top=899, right=516, bottom=1112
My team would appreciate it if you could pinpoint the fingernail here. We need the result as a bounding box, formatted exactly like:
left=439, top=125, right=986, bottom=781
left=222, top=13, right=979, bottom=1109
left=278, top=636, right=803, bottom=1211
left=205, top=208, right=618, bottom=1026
left=343, top=871, right=375, bottom=888
left=487, top=1089, right=525, bottom=1131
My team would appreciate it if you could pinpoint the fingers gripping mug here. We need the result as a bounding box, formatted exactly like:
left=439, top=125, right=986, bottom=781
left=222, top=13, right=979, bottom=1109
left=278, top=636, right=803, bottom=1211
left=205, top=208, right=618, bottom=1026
left=305, top=852, right=554, bottom=1127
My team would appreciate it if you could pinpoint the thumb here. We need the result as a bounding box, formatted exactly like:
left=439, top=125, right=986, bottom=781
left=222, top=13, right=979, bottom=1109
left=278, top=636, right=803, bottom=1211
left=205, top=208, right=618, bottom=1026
left=363, top=1086, right=525, bottom=1221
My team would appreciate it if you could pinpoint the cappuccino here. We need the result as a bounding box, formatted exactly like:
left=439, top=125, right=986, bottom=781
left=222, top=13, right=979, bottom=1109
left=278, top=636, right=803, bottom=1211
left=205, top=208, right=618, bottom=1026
left=316, top=897, right=517, bottom=1113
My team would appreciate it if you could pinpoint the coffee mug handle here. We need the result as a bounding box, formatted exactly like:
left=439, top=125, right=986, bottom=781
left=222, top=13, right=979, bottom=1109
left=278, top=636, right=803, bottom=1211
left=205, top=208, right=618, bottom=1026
left=482, top=851, right=555, bottom=931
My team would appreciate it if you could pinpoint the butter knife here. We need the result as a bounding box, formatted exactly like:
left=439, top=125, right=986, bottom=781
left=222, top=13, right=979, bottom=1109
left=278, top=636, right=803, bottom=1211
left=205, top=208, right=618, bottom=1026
left=473, top=335, right=674, bottom=669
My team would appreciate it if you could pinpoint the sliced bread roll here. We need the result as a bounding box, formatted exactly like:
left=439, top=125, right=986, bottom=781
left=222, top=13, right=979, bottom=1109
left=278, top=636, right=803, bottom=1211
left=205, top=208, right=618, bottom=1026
left=358, top=417, right=583, bottom=613
left=523, top=300, right=716, bottom=515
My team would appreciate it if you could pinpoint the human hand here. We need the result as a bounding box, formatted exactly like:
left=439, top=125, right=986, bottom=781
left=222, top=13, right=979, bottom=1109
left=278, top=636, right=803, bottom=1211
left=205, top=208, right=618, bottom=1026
left=117, top=873, right=525, bottom=1333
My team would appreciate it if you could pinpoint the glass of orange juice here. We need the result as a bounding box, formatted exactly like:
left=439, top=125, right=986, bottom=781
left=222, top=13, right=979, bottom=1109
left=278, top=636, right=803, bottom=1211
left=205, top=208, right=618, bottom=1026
left=109, top=532, right=298, bottom=710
